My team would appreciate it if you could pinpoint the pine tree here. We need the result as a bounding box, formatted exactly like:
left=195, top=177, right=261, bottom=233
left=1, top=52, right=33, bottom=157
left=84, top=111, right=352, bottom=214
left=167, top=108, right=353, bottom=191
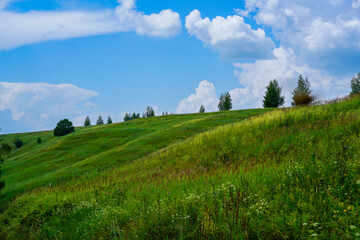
left=124, top=113, right=131, bottom=122
left=199, top=105, right=205, bottom=113
left=218, top=92, right=232, bottom=111
left=263, top=79, right=285, bottom=108
left=107, top=116, right=112, bottom=124
left=96, top=115, right=104, bottom=125
left=84, top=116, right=91, bottom=126
left=350, top=73, right=360, bottom=95
left=292, top=75, right=313, bottom=106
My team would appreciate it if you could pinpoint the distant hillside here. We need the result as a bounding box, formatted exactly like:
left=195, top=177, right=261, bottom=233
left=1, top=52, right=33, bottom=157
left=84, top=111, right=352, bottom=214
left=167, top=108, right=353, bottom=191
left=1, top=96, right=360, bottom=239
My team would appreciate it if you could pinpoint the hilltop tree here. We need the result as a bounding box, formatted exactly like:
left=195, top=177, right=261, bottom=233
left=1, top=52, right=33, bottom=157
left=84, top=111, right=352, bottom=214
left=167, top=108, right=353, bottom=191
left=132, top=113, right=140, bottom=119
left=263, top=79, right=285, bottom=108
left=144, top=106, right=155, bottom=118
left=107, top=116, right=113, bottom=124
left=199, top=105, right=205, bottom=113
left=0, top=141, right=12, bottom=195
left=292, top=75, right=313, bottom=106
left=350, top=72, right=360, bottom=95
left=84, top=116, right=91, bottom=126
left=218, top=92, right=232, bottom=111
left=54, top=119, right=75, bottom=137
left=96, top=115, right=104, bottom=125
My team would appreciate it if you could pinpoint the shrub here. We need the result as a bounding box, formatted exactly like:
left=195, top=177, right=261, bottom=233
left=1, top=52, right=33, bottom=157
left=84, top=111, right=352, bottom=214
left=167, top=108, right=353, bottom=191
left=14, top=139, right=24, bottom=148
left=54, top=119, right=75, bottom=137
left=37, top=137, right=42, bottom=144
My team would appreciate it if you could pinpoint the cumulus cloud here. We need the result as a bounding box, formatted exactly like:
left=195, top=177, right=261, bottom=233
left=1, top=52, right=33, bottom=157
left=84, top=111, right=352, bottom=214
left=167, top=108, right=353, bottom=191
left=241, top=0, right=360, bottom=54
left=232, top=47, right=350, bottom=108
left=185, top=9, right=275, bottom=61
left=0, top=0, right=181, bottom=50
left=176, top=80, right=218, bottom=114
left=0, top=82, right=98, bottom=131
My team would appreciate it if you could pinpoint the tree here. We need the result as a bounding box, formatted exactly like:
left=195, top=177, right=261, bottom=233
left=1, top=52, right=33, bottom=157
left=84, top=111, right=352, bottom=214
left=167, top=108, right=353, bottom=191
left=107, top=116, right=113, bottom=124
left=263, top=79, right=285, bottom=108
left=292, top=74, right=313, bottom=106
left=199, top=105, right=205, bottom=113
left=84, top=116, right=91, bottom=126
left=54, top=119, right=75, bottom=137
left=14, top=138, right=24, bottom=148
left=0, top=142, right=12, bottom=195
left=124, top=113, right=131, bottom=122
left=131, top=113, right=140, bottom=119
left=37, top=137, right=42, bottom=144
left=218, top=92, right=232, bottom=111
left=350, top=72, right=360, bottom=95
left=144, top=106, right=155, bottom=118
left=96, top=115, right=104, bottom=125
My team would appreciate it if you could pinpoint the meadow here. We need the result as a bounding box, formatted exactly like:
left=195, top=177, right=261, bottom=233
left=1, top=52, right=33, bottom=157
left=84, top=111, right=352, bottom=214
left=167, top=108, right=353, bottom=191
left=1, top=96, right=360, bottom=239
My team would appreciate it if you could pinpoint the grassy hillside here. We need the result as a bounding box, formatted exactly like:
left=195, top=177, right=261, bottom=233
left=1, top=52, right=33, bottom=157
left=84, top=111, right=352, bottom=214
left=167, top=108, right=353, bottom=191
left=1, top=96, right=360, bottom=239
left=0, top=109, right=269, bottom=202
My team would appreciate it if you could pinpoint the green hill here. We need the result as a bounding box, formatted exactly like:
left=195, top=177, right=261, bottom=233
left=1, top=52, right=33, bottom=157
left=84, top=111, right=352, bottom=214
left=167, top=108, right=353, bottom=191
left=1, top=96, right=360, bottom=239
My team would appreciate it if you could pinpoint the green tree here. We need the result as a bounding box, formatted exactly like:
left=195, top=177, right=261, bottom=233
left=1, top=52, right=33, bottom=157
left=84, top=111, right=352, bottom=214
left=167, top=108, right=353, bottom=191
left=199, top=105, right=205, bottom=113
left=144, top=106, right=155, bottom=118
left=124, top=113, right=131, bottom=122
left=131, top=113, right=140, bottom=119
left=350, top=73, right=360, bottom=95
left=292, top=74, right=313, bottom=106
left=84, top=116, right=91, bottom=126
left=96, top=115, right=104, bottom=125
left=218, top=92, right=232, bottom=111
left=263, top=79, right=285, bottom=108
left=107, top=116, right=113, bottom=124
left=54, top=119, right=75, bottom=137
left=0, top=142, right=12, bottom=195
left=14, top=138, right=24, bottom=148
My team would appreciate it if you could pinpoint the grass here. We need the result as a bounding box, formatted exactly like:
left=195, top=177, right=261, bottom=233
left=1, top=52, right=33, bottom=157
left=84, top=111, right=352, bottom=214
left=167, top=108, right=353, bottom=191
left=1, top=96, right=360, bottom=239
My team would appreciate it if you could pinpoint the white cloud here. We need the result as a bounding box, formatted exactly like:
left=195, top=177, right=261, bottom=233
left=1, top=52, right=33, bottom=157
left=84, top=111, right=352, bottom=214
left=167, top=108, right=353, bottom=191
left=176, top=80, right=218, bottom=114
left=232, top=47, right=350, bottom=108
left=0, top=0, right=181, bottom=50
left=0, top=82, right=98, bottom=130
left=353, top=0, right=360, bottom=9
left=241, top=0, right=360, bottom=53
left=185, top=9, right=275, bottom=61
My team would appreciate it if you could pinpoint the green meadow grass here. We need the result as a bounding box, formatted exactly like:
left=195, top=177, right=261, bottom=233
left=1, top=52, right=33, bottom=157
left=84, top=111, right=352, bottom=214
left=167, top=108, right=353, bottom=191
left=1, top=96, right=360, bottom=239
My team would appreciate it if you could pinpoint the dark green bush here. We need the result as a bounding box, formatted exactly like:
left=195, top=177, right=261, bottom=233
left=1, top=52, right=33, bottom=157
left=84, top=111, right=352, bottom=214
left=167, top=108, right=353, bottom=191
left=14, top=139, right=23, bottom=148
left=54, top=119, right=75, bottom=137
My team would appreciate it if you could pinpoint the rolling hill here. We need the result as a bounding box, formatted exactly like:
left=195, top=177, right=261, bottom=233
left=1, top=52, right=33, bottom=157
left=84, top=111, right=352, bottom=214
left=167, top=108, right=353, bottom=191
left=1, top=96, right=360, bottom=239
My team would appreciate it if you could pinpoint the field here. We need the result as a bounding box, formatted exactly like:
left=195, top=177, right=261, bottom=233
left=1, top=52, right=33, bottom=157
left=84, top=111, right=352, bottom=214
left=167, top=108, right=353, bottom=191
left=1, top=96, right=360, bottom=239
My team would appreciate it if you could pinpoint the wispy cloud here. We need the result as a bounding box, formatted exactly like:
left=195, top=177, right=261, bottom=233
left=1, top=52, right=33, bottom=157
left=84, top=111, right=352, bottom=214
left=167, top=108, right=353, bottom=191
left=0, top=0, right=182, bottom=50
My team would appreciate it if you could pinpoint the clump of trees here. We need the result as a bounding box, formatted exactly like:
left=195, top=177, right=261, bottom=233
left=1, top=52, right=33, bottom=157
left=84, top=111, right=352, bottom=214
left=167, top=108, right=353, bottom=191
left=124, top=113, right=141, bottom=122
left=84, top=116, right=91, bottom=126
left=96, top=115, right=104, bottom=125
left=199, top=105, right=205, bottom=113
left=350, top=72, right=360, bottom=95
left=54, top=119, right=75, bottom=137
left=292, top=75, right=313, bottom=106
left=263, top=79, right=285, bottom=108
left=218, top=92, right=232, bottom=111
left=14, top=139, right=24, bottom=148
left=143, top=106, right=155, bottom=118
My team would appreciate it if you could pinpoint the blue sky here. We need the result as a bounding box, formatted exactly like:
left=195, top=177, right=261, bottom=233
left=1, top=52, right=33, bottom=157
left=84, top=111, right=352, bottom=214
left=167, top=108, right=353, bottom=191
left=0, top=0, right=359, bottom=133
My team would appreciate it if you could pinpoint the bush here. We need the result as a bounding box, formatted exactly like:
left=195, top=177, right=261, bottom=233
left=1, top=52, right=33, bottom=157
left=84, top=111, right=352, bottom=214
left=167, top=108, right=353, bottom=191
left=54, top=119, right=75, bottom=137
left=14, top=139, right=24, bottom=148
left=37, top=137, right=42, bottom=144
